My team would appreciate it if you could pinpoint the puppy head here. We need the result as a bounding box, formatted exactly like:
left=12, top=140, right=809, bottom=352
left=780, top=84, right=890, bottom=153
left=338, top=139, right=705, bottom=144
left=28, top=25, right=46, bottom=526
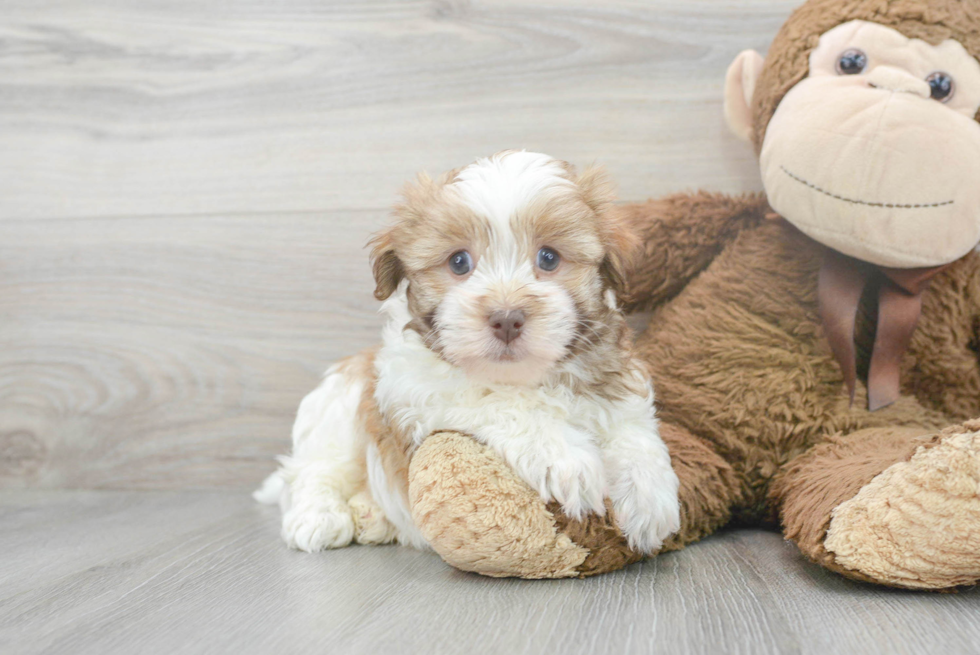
left=370, top=151, right=636, bottom=386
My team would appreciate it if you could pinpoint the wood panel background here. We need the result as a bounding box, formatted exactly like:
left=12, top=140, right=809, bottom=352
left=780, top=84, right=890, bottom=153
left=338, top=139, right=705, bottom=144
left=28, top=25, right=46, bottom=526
left=0, top=0, right=799, bottom=490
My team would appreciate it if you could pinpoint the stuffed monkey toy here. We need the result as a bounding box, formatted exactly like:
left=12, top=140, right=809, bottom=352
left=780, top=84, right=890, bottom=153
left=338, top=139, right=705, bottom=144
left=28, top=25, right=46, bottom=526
left=406, top=0, right=980, bottom=590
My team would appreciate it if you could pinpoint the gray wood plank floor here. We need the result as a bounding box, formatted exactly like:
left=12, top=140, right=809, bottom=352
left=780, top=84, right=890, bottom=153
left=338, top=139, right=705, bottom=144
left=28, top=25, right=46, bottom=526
left=2, top=491, right=979, bottom=655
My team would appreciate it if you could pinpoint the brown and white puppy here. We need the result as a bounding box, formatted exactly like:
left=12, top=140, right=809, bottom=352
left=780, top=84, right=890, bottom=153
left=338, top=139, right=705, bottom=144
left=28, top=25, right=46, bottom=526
left=256, top=151, right=680, bottom=554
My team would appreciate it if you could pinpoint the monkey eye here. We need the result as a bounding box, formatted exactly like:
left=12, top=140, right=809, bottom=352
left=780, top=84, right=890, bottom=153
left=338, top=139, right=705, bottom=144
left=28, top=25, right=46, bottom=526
left=448, top=250, right=473, bottom=276
left=926, top=72, right=955, bottom=102
left=835, top=49, right=868, bottom=75
left=536, top=247, right=560, bottom=272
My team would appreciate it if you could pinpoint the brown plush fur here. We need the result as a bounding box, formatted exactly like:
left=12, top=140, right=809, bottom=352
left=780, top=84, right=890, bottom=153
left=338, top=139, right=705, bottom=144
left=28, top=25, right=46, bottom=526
left=619, top=193, right=769, bottom=311
left=656, top=422, right=745, bottom=552
left=548, top=500, right=643, bottom=577
left=634, top=216, right=977, bottom=519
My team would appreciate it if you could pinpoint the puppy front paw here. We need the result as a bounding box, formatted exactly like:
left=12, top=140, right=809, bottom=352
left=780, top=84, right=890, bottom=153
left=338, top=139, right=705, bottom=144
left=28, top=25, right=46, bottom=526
left=482, top=423, right=606, bottom=520
left=544, top=453, right=606, bottom=519
left=610, top=467, right=680, bottom=554
left=281, top=504, right=355, bottom=552
left=514, top=442, right=605, bottom=520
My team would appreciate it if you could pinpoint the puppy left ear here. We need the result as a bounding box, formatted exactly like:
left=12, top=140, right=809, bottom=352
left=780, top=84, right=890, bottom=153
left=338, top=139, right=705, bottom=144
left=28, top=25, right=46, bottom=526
left=577, top=166, right=639, bottom=303
left=368, top=228, right=404, bottom=301
left=576, top=164, right=617, bottom=215
left=599, top=209, right=641, bottom=304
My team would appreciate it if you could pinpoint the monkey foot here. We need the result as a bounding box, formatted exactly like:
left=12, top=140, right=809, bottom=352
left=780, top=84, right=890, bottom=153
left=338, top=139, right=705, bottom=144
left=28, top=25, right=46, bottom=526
left=824, top=420, right=980, bottom=590
left=408, top=431, right=641, bottom=578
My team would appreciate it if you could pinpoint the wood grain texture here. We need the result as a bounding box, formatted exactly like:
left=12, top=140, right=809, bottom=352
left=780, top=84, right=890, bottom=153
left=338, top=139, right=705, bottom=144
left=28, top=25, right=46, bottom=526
left=0, top=0, right=793, bottom=221
left=0, top=0, right=800, bottom=490
left=0, top=210, right=385, bottom=488
left=1, top=491, right=978, bottom=655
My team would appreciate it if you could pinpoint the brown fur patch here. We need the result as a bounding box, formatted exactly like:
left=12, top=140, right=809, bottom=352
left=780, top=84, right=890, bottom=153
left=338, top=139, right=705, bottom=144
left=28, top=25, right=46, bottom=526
left=617, top=192, right=769, bottom=312
left=751, top=0, right=980, bottom=151
left=549, top=499, right=643, bottom=577
left=768, top=425, right=933, bottom=583
left=657, top=422, right=745, bottom=552
left=369, top=171, right=486, bottom=310
left=355, top=349, right=415, bottom=500
left=550, top=421, right=748, bottom=575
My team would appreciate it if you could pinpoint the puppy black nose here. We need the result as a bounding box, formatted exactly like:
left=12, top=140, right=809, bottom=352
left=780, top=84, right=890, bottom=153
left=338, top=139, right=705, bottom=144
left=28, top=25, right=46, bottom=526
left=489, top=310, right=525, bottom=345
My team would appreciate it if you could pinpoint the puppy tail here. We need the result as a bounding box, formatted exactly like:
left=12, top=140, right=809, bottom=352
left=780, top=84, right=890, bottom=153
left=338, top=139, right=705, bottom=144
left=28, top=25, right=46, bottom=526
left=253, top=470, right=285, bottom=505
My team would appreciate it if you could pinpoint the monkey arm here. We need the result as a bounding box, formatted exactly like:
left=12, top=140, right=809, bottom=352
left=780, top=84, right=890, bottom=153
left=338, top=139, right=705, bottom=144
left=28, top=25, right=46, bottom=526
left=618, top=191, right=768, bottom=312
left=970, top=255, right=980, bottom=379
left=903, top=255, right=980, bottom=421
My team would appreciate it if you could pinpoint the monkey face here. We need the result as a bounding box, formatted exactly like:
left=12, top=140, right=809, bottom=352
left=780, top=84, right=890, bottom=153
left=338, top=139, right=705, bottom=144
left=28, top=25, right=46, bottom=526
left=727, top=20, right=980, bottom=269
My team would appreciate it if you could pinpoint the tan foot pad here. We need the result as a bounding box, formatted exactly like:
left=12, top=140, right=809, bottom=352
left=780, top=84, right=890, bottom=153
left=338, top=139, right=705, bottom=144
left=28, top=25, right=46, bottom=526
left=825, top=421, right=980, bottom=590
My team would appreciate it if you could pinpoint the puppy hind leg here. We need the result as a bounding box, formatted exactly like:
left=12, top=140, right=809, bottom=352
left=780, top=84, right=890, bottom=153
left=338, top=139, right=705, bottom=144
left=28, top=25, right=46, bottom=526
left=280, top=460, right=359, bottom=551
left=349, top=490, right=399, bottom=545
left=279, top=353, right=374, bottom=552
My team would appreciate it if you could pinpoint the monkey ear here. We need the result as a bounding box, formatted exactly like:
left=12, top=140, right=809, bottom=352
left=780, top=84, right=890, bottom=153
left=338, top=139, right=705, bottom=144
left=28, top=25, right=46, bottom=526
left=724, top=49, right=765, bottom=143
left=368, top=229, right=404, bottom=301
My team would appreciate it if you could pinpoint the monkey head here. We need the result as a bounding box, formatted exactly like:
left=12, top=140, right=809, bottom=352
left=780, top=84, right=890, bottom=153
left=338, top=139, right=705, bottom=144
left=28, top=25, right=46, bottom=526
left=724, top=0, right=980, bottom=269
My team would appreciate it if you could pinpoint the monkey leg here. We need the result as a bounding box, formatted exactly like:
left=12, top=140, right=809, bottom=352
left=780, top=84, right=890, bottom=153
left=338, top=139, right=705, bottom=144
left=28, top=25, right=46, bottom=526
left=771, top=418, right=980, bottom=590
left=407, top=423, right=741, bottom=578
left=656, top=422, right=744, bottom=553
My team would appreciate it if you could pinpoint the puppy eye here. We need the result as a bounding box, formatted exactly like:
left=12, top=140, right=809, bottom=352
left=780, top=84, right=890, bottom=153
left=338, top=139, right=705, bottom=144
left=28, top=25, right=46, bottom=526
left=448, top=250, right=473, bottom=276
left=926, top=72, right=955, bottom=102
left=836, top=49, right=867, bottom=75
left=536, top=247, right=560, bottom=272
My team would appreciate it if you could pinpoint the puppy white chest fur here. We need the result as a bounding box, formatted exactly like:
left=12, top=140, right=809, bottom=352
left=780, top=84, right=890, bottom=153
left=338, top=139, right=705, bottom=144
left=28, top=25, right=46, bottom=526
left=376, top=293, right=613, bottom=446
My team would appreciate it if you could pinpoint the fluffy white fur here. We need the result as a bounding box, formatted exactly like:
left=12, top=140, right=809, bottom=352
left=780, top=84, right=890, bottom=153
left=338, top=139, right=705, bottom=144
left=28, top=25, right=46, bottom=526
left=257, top=152, right=680, bottom=555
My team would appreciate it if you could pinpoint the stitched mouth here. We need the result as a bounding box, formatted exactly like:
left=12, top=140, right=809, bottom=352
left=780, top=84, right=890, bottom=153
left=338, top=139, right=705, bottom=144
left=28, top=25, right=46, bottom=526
left=780, top=166, right=954, bottom=209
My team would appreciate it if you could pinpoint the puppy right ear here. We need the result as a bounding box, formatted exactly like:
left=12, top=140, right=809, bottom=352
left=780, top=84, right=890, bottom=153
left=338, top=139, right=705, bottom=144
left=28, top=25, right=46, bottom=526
left=369, top=229, right=403, bottom=301
left=370, top=171, right=440, bottom=300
